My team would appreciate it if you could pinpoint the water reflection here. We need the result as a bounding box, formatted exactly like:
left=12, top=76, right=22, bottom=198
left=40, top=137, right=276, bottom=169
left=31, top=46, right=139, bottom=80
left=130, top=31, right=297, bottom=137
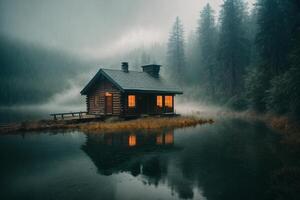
left=81, top=129, right=176, bottom=177
left=80, top=120, right=300, bottom=200
left=1, top=119, right=300, bottom=200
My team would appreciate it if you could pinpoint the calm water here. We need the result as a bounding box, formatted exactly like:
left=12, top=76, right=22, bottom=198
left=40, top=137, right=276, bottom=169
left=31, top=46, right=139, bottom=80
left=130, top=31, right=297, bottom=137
left=0, top=119, right=298, bottom=200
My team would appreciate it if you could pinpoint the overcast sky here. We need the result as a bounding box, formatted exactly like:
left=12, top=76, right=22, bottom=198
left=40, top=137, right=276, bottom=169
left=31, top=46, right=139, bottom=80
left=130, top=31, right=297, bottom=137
left=0, top=0, right=255, bottom=59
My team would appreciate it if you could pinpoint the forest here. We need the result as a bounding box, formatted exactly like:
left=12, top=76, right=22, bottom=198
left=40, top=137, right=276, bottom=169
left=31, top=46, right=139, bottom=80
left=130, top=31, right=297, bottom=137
left=1, top=0, right=299, bottom=121
left=166, top=0, right=300, bottom=119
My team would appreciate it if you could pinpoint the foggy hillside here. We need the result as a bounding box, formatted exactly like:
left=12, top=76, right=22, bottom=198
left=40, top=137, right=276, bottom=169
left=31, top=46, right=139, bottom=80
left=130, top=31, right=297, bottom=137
left=0, top=34, right=166, bottom=108
left=0, top=0, right=299, bottom=121
left=0, top=35, right=93, bottom=106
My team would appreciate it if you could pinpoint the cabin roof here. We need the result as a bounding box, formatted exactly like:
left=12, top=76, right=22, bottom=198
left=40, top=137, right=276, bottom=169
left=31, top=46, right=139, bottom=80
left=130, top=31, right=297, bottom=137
left=80, top=68, right=183, bottom=95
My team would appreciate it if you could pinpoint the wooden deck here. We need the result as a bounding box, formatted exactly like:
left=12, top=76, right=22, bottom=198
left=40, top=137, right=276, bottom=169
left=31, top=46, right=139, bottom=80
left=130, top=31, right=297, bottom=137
left=50, top=111, right=89, bottom=120
left=49, top=111, right=179, bottom=121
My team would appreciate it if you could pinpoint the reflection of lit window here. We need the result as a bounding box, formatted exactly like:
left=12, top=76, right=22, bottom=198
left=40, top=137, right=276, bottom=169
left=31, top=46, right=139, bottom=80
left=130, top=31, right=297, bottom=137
left=165, top=131, right=174, bottom=144
left=156, top=134, right=163, bottom=145
left=165, top=96, right=173, bottom=108
left=157, top=96, right=163, bottom=107
left=128, top=134, right=136, bottom=147
left=128, top=95, right=136, bottom=108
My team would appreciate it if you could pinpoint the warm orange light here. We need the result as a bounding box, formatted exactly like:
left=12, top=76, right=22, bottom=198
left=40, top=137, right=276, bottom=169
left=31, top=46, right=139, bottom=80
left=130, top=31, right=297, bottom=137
left=105, top=92, right=112, bottom=96
left=128, top=95, right=136, bottom=108
left=165, top=96, right=173, bottom=108
left=157, top=96, right=163, bottom=107
left=128, top=134, right=136, bottom=147
left=156, top=134, right=163, bottom=145
left=165, top=131, right=174, bottom=144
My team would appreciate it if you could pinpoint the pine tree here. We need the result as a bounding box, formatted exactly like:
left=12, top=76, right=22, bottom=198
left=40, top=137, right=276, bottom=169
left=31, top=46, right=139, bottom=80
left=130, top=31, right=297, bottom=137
left=256, top=0, right=290, bottom=76
left=167, top=17, right=185, bottom=83
left=217, top=0, right=249, bottom=98
left=197, top=4, right=217, bottom=97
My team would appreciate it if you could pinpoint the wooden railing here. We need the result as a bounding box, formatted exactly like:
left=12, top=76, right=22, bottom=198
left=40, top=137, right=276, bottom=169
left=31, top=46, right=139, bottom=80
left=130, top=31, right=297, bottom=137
left=0, top=123, right=10, bottom=129
left=50, top=111, right=88, bottom=120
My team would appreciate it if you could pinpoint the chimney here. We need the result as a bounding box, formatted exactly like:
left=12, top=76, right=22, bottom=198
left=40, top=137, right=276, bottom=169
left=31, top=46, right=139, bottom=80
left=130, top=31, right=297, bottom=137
left=141, top=64, right=161, bottom=78
left=121, top=62, right=129, bottom=72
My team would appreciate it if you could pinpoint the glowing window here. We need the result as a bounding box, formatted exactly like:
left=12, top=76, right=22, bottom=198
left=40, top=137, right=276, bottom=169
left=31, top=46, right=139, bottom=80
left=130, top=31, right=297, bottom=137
left=105, top=92, right=112, bottom=96
left=128, top=134, right=136, bottom=147
left=157, top=96, right=163, bottom=107
left=165, top=96, right=173, bottom=108
left=128, top=95, right=136, bottom=108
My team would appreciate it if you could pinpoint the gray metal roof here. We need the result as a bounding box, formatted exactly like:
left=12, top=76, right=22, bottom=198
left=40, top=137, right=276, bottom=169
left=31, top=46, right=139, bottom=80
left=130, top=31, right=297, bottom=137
left=81, top=68, right=183, bottom=95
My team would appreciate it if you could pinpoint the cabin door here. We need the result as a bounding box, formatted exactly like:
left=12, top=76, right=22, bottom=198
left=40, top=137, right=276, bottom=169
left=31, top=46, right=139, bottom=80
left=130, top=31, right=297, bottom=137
left=105, top=93, right=113, bottom=115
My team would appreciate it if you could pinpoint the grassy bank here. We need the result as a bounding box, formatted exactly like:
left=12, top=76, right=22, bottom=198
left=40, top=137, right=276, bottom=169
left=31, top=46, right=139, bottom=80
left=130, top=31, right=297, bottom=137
left=267, top=115, right=300, bottom=149
left=0, top=116, right=214, bottom=134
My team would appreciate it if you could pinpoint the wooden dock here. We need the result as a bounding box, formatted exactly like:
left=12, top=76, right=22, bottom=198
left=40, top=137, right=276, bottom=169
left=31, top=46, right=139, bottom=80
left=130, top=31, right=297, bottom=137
left=50, top=111, right=89, bottom=120
left=0, top=123, right=10, bottom=129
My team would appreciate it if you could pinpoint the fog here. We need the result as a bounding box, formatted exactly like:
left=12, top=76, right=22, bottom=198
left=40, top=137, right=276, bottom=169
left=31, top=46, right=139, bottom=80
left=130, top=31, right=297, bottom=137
left=0, top=0, right=258, bottom=121
left=0, top=0, right=254, bottom=58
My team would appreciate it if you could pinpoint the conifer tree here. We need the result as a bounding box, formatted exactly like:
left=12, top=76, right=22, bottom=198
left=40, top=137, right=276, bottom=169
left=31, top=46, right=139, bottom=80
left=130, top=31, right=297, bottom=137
left=167, top=17, right=185, bottom=83
left=197, top=3, right=217, bottom=97
left=217, top=0, right=249, bottom=97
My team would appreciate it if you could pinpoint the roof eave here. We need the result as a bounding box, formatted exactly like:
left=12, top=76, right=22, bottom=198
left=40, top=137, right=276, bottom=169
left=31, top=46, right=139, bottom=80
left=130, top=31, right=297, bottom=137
left=80, top=69, right=102, bottom=95
left=100, top=69, right=125, bottom=92
left=80, top=69, right=125, bottom=95
left=123, top=89, right=183, bottom=94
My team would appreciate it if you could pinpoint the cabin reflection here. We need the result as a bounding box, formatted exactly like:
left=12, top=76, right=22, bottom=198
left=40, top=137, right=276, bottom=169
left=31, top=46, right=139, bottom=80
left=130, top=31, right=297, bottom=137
left=93, top=129, right=174, bottom=148
left=81, top=129, right=176, bottom=177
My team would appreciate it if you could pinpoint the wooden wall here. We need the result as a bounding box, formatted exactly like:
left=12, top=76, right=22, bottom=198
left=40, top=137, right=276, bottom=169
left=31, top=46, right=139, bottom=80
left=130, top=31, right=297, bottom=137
left=122, top=93, right=175, bottom=116
left=86, top=77, right=121, bottom=115
left=85, top=75, right=176, bottom=116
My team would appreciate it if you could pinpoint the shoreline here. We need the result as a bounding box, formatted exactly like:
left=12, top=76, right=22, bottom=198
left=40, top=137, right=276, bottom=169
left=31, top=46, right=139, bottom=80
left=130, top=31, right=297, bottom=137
left=0, top=116, right=214, bottom=134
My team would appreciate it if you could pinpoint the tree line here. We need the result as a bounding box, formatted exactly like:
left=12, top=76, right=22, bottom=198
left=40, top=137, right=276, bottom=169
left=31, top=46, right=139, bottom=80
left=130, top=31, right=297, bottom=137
left=167, top=0, right=300, bottom=118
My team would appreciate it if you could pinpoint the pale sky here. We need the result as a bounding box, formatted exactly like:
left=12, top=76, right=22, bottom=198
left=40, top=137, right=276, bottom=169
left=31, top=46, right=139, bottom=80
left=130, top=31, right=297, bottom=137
left=0, top=0, right=255, bottom=59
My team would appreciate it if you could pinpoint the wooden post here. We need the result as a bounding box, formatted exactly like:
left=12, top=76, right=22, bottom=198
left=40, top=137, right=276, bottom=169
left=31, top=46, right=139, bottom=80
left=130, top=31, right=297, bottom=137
left=172, top=95, right=174, bottom=114
left=162, top=95, right=165, bottom=114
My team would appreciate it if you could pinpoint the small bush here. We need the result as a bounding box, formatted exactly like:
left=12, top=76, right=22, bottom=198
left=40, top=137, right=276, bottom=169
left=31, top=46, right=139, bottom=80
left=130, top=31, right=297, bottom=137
left=245, top=67, right=270, bottom=112
left=266, top=74, right=290, bottom=114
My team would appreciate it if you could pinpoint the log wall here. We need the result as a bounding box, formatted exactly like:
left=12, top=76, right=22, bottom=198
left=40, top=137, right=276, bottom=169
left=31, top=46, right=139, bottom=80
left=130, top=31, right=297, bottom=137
left=87, top=78, right=121, bottom=115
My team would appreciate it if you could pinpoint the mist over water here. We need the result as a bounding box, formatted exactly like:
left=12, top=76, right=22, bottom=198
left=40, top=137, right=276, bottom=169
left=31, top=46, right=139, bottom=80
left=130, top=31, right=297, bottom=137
left=0, top=0, right=265, bottom=122
left=1, top=2, right=299, bottom=200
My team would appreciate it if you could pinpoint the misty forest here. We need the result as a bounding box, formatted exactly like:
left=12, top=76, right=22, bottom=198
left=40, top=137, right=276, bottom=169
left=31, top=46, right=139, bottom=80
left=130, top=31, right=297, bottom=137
left=169, top=0, right=300, bottom=117
left=1, top=0, right=300, bottom=200
left=1, top=0, right=300, bottom=119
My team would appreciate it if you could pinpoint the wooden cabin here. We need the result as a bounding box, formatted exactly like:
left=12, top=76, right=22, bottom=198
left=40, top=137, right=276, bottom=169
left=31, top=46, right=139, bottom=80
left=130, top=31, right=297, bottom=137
left=80, top=62, right=183, bottom=117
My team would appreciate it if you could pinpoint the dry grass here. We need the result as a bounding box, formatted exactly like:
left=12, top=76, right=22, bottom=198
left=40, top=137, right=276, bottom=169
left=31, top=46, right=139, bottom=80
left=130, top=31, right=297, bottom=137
left=267, top=115, right=300, bottom=148
left=70, top=116, right=214, bottom=133
left=0, top=116, right=214, bottom=134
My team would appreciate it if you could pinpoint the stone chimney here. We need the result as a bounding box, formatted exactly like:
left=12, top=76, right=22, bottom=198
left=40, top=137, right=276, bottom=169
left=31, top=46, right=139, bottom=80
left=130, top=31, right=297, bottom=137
left=141, top=64, right=160, bottom=78
left=121, top=62, right=129, bottom=72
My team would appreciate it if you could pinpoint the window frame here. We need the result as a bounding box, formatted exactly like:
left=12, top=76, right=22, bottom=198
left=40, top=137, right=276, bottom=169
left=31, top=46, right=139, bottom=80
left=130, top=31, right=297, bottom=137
left=164, top=95, right=173, bottom=108
left=156, top=95, right=163, bottom=108
left=128, top=95, right=136, bottom=108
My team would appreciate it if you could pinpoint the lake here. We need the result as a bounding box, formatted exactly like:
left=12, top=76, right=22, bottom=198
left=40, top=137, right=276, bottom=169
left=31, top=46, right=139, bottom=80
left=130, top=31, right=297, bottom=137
left=0, top=118, right=299, bottom=200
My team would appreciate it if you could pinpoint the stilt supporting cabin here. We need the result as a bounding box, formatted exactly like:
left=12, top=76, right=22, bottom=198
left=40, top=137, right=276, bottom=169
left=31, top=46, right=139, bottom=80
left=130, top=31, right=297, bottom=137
left=80, top=62, right=183, bottom=117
